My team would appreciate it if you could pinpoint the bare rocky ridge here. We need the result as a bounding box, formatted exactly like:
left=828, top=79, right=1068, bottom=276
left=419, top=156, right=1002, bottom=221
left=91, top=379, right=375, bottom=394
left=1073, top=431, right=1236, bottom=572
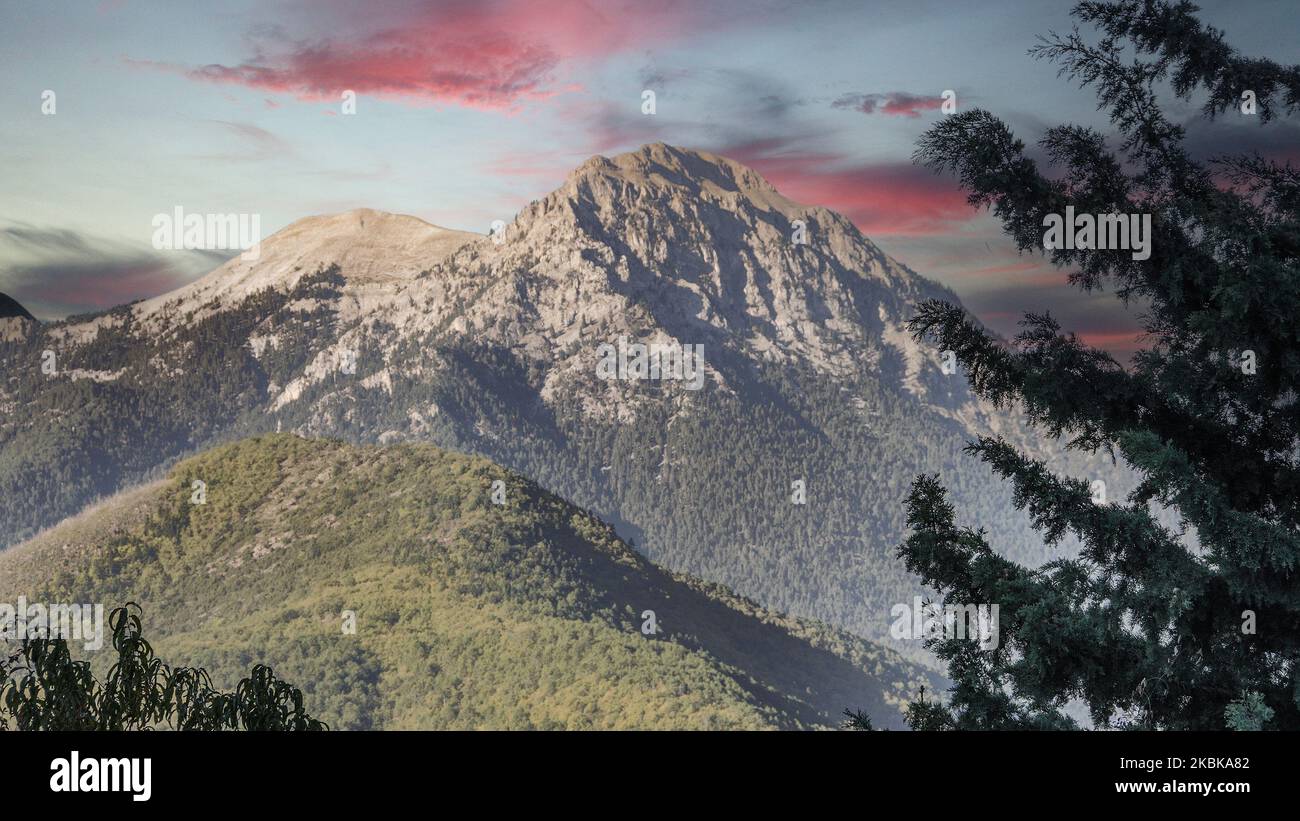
left=125, top=143, right=1009, bottom=436
left=43, top=144, right=998, bottom=431
left=134, top=208, right=480, bottom=329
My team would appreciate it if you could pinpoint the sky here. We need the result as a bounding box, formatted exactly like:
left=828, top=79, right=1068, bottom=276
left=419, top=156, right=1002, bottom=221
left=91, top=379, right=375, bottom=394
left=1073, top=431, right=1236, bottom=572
left=1, top=0, right=1297, bottom=358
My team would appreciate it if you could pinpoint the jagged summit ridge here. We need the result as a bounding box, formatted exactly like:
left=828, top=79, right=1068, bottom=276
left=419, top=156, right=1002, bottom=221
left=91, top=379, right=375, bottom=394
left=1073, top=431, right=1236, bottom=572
left=568, top=143, right=783, bottom=198
left=41, top=144, right=966, bottom=409
left=423, top=143, right=951, bottom=390
left=518, top=143, right=844, bottom=246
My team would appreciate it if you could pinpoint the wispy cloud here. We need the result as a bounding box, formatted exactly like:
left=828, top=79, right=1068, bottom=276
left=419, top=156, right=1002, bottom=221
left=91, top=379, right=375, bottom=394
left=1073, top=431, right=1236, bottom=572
left=195, top=120, right=296, bottom=163
left=720, top=137, right=974, bottom=236
left=0, top=222, right=228, bottom=319
left=832, top=91, right=947, bottom=118
left=130, top=0, right=731, bottom=111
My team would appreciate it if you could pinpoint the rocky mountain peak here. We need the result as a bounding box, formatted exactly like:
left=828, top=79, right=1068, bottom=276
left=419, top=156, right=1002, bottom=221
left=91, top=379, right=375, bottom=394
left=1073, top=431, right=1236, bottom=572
left=504, top=144, right=898, bottom=282
left=0, top=146, right=1059, bottom=647
left=449, top=144, right=943, bottom=386
left=520, top=143, right=811, bottom=237
left=567, top=143, right=782, bottom=198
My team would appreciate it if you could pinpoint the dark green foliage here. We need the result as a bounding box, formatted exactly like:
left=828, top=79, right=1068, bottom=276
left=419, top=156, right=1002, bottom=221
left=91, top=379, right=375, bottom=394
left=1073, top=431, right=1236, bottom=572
left=0, top=603, right=325, bottom=731
left=841, top=708, right=874, bottom=730
left=898, top=1, right=1300, bottom=729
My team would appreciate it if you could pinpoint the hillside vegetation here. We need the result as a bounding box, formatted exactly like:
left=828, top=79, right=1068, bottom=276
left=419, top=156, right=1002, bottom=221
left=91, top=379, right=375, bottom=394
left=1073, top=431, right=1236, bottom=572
left=0, top=434, right=933, bottom=729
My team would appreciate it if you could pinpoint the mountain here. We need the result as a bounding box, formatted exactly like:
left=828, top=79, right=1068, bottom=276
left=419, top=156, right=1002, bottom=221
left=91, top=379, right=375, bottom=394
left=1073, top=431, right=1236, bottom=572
left=0, top=434, right=933, bottom=729
left=134, top=208, right=478, bottom=325
left=0, top=144, right=1109, bottom=651
left=0, top=292, right=35, bottom=343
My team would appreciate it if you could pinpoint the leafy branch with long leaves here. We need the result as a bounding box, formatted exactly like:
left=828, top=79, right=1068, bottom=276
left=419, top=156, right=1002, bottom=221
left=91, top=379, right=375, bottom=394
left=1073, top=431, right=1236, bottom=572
left=0, top=603, right=325, bottom=731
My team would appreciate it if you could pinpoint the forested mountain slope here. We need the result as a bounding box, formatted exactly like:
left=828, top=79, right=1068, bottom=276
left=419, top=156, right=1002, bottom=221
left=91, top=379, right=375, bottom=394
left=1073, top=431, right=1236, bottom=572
left=0, top=434, right=934, bottom=729
left=0, top=144, right=1119, bottom=647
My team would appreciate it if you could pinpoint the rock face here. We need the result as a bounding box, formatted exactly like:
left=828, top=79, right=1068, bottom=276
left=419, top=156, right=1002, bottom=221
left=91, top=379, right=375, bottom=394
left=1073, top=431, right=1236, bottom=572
left=427, top=143, right=946, bottom=396
left=0, top=144, right=1102, bottom=648
left=167, top=143, right=981, bottom=426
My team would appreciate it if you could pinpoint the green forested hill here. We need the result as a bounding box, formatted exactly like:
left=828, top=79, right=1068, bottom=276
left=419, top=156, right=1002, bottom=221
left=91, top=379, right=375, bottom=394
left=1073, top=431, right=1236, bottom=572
left=0, top=434, right=933, bottom=729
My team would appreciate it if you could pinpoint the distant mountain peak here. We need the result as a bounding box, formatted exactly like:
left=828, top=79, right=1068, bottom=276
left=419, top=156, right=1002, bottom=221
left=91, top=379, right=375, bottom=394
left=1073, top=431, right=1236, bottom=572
left=290, top=207, right=442, bottom=236
left=134, top=208, right=479, bottom=325
left=573, top=143, right=779, bottom=191
left=556, top=143, right=796, bottom=221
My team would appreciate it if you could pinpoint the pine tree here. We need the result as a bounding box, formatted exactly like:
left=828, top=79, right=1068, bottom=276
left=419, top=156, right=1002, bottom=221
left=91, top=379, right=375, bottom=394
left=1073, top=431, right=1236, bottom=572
left=899, top=0, right=1300, bottom=730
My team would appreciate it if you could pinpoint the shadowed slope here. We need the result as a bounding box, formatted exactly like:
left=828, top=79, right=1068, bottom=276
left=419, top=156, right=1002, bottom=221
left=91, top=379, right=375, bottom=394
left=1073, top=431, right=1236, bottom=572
left=0, top=434, right=933, bottom=729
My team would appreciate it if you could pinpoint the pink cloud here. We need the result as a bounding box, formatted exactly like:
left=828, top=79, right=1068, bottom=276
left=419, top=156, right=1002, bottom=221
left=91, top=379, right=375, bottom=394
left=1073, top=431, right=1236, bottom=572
left=141, top=0, right=714, bottom=111
left=832, top=92, right=947, bottom=118
left=722, top=139, right=976, bottom=237
left=947, top=260, right=1044, bottom=278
